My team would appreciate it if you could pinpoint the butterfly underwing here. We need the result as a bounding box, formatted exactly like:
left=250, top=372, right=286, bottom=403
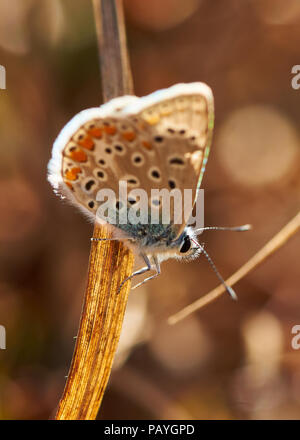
left=48, top=82, right=215, bottom=289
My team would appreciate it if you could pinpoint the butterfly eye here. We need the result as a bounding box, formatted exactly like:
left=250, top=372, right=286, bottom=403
left=180, top=236, right=191, bottom=253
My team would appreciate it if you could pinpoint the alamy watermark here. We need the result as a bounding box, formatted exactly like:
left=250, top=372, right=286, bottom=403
left=291, top=65, right=300, bottom=90
left=95, top=181, right=204, bottom=229
left=0, top=325, right=6, bottom=349
left=0, top=65, right=6, bottom=90
left=291, top=325, right=300, bottom=350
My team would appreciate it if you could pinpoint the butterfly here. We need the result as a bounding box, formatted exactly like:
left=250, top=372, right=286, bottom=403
left=48, top=82, right=249, bottom=296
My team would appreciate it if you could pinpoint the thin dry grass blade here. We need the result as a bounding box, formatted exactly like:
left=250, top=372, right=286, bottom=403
left=168, top=211, right=300, bottom=325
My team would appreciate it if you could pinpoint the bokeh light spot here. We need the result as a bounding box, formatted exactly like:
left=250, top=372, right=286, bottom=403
left=217, top=105, right=299, bottom=187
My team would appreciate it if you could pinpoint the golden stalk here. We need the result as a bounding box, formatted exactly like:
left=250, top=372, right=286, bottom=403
left=55, top=0, right=134, bottom=420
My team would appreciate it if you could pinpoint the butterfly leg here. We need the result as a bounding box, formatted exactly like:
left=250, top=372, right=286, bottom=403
left=132, top=255, right=161, bottom=290
left=91, top=237, right=133, bottom=242
left=91, top=237, right=117, bottom=242
left=118, top=253, right=152, bottom=293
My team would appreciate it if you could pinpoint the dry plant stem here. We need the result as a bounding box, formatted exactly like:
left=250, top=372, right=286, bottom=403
left=93, top=0, right=133, bottom=100
left=55, top=0, right=134, bottom=420
left=168, top=210, right=300, bottom=325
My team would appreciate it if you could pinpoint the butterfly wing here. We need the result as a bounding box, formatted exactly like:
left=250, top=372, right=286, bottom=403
left=48, top=83, right=214, bottom=239
left=122, top=82, right=214, bottom=237
left=48, top=95, right=140, bottom=226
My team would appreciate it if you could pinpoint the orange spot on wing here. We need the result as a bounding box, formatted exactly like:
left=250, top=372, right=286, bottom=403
left=142, top=140, right=152, bottom=150
left=69, top=149, right=88, bottom=162
left=104, top=125, right=117, bottom=135
left=161, top=108, right=172, bottom=116
left=64, top=181, right=74, bottom=190
left=78, top=136, right=95, bottom=150
left=122, top=131, right=136, bottom=142
left=145, top=114, right=160, bottom=125
left=88, top=127, right=103, bottom=138
left=65, top=167, right=82, bottom=181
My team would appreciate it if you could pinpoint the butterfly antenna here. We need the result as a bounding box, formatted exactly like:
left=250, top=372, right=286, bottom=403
left=195, top=224, right=252, bottom=235
left=191, top=238, right=238, bottom=301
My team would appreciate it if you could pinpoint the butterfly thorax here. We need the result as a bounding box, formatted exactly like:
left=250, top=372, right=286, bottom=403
left=117, top=222, right=178, bottom=248
left=116, top=223, right=200, bottom=262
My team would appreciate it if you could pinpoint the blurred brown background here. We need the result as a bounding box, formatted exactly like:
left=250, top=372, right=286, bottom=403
left=0, top=0, right=300, bottom=420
